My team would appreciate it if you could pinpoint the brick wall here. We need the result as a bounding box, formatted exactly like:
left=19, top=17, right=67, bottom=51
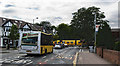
left=103, top=49, right=120, bottom=64
left=96, top=47, right=120, bottom=64
left=96, top=47, right=102, bottom=57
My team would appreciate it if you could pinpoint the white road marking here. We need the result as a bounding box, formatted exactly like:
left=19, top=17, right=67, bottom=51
left=13, top=60, right=24, bottom=64
left=42, top=56, right=46, bottom=59
left=26, top=61, right=33, bottom=64
left=51, top=57, right=54, bottom=60
left=0, top=60, right=3, bottom=63
left=79, top=49, right=84, bottom=52
left=44, top=59, right=48, bottom=62
left=79, top=49, right=81, bottom=52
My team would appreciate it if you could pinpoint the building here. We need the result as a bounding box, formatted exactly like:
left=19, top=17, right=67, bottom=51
left=0, top=17, right=42, bottom=47
left=0, top=26, right=4, bottom=47
left=0, top=18, right=4, bottom=47
left=111, top=28, right=120, bottom=41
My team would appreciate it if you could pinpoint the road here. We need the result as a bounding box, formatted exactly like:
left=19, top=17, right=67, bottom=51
left=0, top=46, right=81, bottom=65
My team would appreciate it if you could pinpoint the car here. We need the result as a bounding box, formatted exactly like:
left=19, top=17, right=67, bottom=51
left=54, top=43, right=64, bottom=49
left=64, top=44, right=68, bottom=47
left=60, top=43, right=65, bottom=48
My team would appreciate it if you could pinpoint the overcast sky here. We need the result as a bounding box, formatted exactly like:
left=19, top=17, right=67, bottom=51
left=0, top=0, right=119, bottom=28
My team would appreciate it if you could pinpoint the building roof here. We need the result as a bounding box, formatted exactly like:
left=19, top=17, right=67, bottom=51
left=111, top=28, right=120, bottom=32
left=0, top=17, right=5, bottom=26
left=0, top=17, right=42, bottom=31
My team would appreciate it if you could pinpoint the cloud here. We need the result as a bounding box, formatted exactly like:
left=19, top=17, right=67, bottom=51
left=54, top=17, right=62, bottom=20
left=12, top=16, right=21, bottom=19
left=27, top=7, right=39, bottom=10
left=5, top=4, right=15, bottom=7
left=0, top=0, right=119, bottom=28
left=41, top=17, right=63, bottom=23
left=26, top=4, right=40, bottom=10
left=2, top=9, right=16, bottom=13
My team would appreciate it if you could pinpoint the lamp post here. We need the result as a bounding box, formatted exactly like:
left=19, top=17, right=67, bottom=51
left=33, top=19, right=34, bottom=24
left=33, top=17, right=38, bottom=24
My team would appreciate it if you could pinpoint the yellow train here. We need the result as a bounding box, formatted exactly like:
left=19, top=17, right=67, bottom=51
left=53, top=40, right=85, bottom=46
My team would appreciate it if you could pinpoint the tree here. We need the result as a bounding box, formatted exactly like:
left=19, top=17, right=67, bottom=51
left=40, top=21, right=51, bottom=26
left=70, top=6, right=106, bottom=44
left=51, top=25, right=57, bottom=35
left=53, top=34, right=59, bottom=41
left=35, top=21, right=56, bottom=34
left=35, top=23, right=42, bottom=26
left=114, top=41, right=120, bottom=51
left=8, top=24, right=19, bottom=48
left=57, top=23, right=71, bottom=40
left=51, top=25, right=56, bottom=30
left=40, top=21, right=52, bottom=33
left=96, top=22, right=114, bottom=49
left=35, top=21, right=52, bottom=33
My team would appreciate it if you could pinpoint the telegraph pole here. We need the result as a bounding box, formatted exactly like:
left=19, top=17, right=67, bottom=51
left=94, top=13, right=96, bottom=45
left=93, top=12, right=96, bottom=53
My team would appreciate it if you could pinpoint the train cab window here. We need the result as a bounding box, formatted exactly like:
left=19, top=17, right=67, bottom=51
left=79, top=42, right=81, bottom=43
left=71, top=42, right=73, bottom=43
left=67, top=42, right=69, bottom=43
left=58, top=42, right=60, bottom=43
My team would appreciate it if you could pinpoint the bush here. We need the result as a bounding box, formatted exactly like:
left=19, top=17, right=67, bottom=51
left=96, top=22, right=114, bottom=50
left=114, top=41, right=120, bottom=51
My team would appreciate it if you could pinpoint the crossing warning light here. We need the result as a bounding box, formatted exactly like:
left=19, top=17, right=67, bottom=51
left=96, top=25, right=100, bottom=28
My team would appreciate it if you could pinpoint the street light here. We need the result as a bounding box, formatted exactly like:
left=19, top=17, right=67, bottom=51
left=33, top=17, right=38, bottom=24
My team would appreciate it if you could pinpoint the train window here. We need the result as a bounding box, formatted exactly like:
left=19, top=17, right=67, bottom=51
left=58, top=42, right=60, bottom=43
left=67, top=42, right=69, bottom=43
left=79, top=42, right=81, bottom=43
left=71, top=42, right=73, bottom=43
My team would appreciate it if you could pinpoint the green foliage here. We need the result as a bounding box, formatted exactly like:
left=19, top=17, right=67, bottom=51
left=114, top=41, right=120, bottom=51
left=53, top=34, right=59, bottom=40
left=8, top=25, right=19, bottom=40
left=40, top=21, right=51, bottom=27
left=96, top=22, right=114, bottom=49
left=8, top=25, right=19, bottom=48
left=35, top=23, right=42, bottom=26
left=70, top=6, right=106, bottom=43
left=57, top=23, right=71, bottom=40
left=51, top=25, right=56, bottom=30
left=36, top=21, right=52, bottom=33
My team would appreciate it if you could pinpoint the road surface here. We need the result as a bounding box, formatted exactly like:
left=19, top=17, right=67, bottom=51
left=0, top=47, right=81, bottom=65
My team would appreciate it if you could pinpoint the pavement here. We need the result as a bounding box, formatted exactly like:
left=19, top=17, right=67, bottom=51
left=77, top=49, right=112, bottom=64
